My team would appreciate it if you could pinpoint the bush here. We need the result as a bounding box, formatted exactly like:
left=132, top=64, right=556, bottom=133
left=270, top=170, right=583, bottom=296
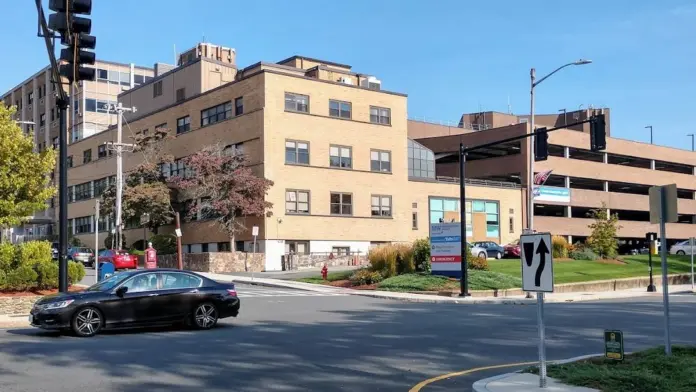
left=0, top=242, right=15, bottom=271
left=395, top=243, right=415, bottom=274
left=4, top=265, right=38, bottom=291
left=68, top=261, right=85, bottom=284
left=552, top=235, right=569, bottom=258
left=34, top=261, right=59, bottom=289
left=349, top=269, right=383, bottom=286
left=468, top=256, right=489, bottom=271
left=0, top=241, right=84, bottom=291
left=413, top=238, right=431, bottom=273
left=369, top=245, right=398, bottom=278
left=149, top=234, right=177, bottom=255
left=569, top=248, right=598, bottom=261
left=16, top=241, right=52, bottom=266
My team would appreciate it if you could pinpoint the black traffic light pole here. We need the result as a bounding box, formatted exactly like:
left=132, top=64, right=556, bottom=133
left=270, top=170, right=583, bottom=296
left=457, top=115, right=605, bottom=296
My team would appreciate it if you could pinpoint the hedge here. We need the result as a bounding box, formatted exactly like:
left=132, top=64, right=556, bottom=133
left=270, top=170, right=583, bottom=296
left=0, top=241, right=85, bottom=292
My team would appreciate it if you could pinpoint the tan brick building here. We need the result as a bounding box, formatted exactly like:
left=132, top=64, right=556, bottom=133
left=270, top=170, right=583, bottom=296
left=60, top=43, right=523, bottom=270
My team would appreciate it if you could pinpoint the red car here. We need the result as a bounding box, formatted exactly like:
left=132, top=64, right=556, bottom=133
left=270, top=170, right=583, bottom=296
left=98, top=249, right=138, bottom=270
left=504, top=240, right=521, bottom=258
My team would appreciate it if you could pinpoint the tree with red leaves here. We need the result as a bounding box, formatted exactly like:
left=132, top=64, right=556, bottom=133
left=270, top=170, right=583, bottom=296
left=173, top=143, right=273, bottom=251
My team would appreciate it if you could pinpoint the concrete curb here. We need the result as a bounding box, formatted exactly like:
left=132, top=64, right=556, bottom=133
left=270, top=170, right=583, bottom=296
left=471, top=353, right=630, bottom=392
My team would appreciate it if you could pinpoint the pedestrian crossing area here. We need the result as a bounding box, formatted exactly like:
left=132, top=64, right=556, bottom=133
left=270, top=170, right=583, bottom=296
left=235, top=285, right=349, bottom=298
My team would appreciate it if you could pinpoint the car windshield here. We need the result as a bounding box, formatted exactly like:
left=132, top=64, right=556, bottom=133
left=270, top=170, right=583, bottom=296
left=116, top=250, right=130, bottom=255
left=76, top=247, right=92, bottom=253
left=84, top=271, right=137, bottom=292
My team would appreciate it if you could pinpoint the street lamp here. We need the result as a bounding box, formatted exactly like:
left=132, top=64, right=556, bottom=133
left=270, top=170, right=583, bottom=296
left=645, top=125, right=653, bottom=144
left=528, top=59, right=592, bottom=233
left=688, top=134, right=694, bottom=152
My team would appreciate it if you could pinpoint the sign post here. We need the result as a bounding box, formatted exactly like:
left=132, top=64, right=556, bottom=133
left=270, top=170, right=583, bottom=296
left=604, top=330, right=624, bottom=361
left=140, top=213, right=150, bottom=250
left=646, top=232, right=657, bottom=292
left=520, top=232, right=554, bottom=388
left=94, top=200, right=99, bottom=284
left=649, top=184, right=678, bottom=356
left=691, top=237, right=694, bottom=291
left=251, top=225, right=259, bottom=279
left=429, top=222, right=463, bottom=282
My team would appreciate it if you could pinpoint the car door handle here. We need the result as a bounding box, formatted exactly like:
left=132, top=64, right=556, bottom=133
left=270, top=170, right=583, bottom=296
left=148, top=293, right=159, bottom=297
left=189, top=289, right=199, bottom=293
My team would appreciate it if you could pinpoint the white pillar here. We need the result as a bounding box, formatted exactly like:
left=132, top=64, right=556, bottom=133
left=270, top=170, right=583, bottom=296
left=651, top=160, right=656, bottom=170
left=567, top=235, right=573, bottom=244
left=603, top=152, right=608, bottom=164
left=565, top=176, right=570, bottom=188
left=604, top=181, right=609, bottom=192
left=130, top=63, right=135, bottom=88
left=567, top=205, right=572, bottom=218
left=564, top=146, right=570, bottom=158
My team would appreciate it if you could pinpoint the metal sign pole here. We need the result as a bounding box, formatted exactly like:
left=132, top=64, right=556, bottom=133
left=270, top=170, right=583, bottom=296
left=537, top=292, right=547, bottom=388
left=95, top=200, right=99, bottom=284
left=691, top=237, right=694, bottom=291
left=659, top=187, right=672, bottom=355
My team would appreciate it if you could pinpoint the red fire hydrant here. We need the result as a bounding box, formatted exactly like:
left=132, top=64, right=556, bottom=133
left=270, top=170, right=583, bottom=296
left=321, top=264, right=328, bottom=280
left=145, top=242, right=158, bottom=269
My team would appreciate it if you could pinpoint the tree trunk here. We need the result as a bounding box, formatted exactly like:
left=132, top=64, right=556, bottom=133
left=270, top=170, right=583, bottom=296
left=153, top=226, right=159, bottom=235
left=229, top=232, right=236, bottom=252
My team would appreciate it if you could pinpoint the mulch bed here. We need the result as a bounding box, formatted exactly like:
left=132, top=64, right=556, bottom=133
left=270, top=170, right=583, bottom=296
left=327, top=280, right=377, bottom=290
left=0, top=286, right=83, bottom=298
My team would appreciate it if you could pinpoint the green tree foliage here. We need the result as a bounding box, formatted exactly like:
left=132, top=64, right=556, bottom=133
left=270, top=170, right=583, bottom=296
left=0, top=241, right=84, bottom=291
left=0, top=104, right=56, bottom=228
left=586, top=203, right=622, bottom=259
left=412, top=238, right=431, bottom=273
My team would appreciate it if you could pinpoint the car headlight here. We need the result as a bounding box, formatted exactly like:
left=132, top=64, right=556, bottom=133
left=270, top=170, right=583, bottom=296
left=44, top=299, right=75, bottom=310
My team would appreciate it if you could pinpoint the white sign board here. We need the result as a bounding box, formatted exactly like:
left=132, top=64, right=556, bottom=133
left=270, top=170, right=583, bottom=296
left=429, top=222, right=462, bottom=276
left=252, top=225, right=259, bottom=237
left=520, top=232, right=554, bottom=293
left=174, top=228, right=182, bottom=238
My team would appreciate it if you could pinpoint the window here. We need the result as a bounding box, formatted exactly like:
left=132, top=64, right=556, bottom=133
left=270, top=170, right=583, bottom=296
left=134, top=74, right=145, bottom=85
left=97, top=69, right=108, bottom=80
left=509, top=216, right=514, bottom=234
left=412, top=212, right=418, bottom=230
left=38, top=85, right=44, bottom=99
left=122, top=273, right=158, bottom=293
left=53, top=137, right=58, bottom=149
left=485, top=201, right=500, bottom=238
left=286, top=190, right=310, bottom=214
left=83, top=149, right=92, bottom=164
left=235, top=97, right=244, bottom=116
left=329, top=100, right=351, bottom=119
left=98, top=215, right=112, bottom=232
left=177, top=116, right=191, bottom=134
left=161, top=272, right=202, bottom=289
left=201, top=101, right=232, bottom=126
left=330, top=193, right=352, bottom=215
left=201, top=243, right=209, bottom=253
left=329, top=145, right=352, bottom=168
left=98, top=145, right=107, bottom=159
left=40, top=113, right=45, bottom=127
left=408, top=139, right=435, bottom=178
left=217, top=242, right=231, bottom=252
left=93, top=178, right=108, bottom=197
left=50, top=108, right=55, bottom=121
left=169, top=159, right=188, bottom=177
left=370, top=106, right=391, bottom=125
left=371, top=195, right=392, bottom=217
left=370, top=150, right=391, bottom=172
left=74, top=216, right=92, bottom=234
left=285, top=140, right=309, bottom=165
left=284, top=93, right=309, bottom=112
left=176, top=88, right=186, bottom=102
left=153, top=80, right=163, bottom=97
left=155, top=122, right=167, bottom=131
left=224, top=142, right=244, bottom=156
left=74, top=182, right=92, bottom=201
left=198, top=197, right=214, bottom=220
left=120, top=72, right=130, bottom=86
left=285, top=241, right=309, bottom=255
left=28, top=91, right=33, bottom=105
left=84, top=98, right=115, bottom=113
left=67, top=156, right=73, bottom=168
left=332, top=247, right=350, bottom=256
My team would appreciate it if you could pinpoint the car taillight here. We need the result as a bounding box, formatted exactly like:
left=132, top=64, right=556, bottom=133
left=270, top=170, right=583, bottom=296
left=226, top=289, right=237, bottom=297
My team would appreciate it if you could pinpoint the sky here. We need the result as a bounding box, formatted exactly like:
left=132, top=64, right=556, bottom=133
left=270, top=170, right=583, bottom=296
left=1, top=0, right=696, bottom=150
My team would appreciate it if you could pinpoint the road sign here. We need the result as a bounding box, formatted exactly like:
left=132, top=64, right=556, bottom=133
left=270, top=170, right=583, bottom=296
left=649, top=184, right=677, bottom=224
left=604, top=330, right=624, bottom=361
left=140, top=213, right=150, bottom=225
left=430, top=222, right=462, bottom=276
left=252, top=225, right=259, bottom=236
left=520, top=232, right=554, bottom=293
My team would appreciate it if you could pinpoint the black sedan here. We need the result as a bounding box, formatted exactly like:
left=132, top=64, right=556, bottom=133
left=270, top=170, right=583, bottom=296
left=29, top=269, right=240, bottom=337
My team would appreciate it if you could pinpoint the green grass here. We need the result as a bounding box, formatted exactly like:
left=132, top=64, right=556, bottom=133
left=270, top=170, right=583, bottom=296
left=295, top=270, right=354, bottom=285
left=525, top=346, right=696, bottom=392
left=490, top=255, right=694, bottom=285
left=377, top=271, right=522, bottom=292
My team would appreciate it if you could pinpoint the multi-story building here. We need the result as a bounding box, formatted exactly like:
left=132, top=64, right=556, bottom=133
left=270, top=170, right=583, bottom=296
left=0, top=60, right=154, bottom=242
left=414, top=109, right=696, bottom=250
left=63, top=43, right=524, bottom=270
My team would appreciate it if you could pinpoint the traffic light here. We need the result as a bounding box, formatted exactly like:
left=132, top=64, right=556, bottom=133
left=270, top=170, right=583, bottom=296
left=534, top=127, right=548, bottom=161
left=47, top=0, right=96, bottom=82
left=590, top=114, right=606, bottom=152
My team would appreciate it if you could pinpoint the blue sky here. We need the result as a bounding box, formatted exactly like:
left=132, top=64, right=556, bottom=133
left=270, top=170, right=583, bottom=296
left=2, top=0, right=695, bottom=149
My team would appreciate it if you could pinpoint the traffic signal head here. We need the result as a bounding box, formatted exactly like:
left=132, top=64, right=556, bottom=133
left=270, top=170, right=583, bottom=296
left=48, top=0, right=96, bottom=82
left=48, top=0, right=92, bottom=34
left=590, top=114, right=607, bottom=152
left=534, top=127, right=548, bottom=161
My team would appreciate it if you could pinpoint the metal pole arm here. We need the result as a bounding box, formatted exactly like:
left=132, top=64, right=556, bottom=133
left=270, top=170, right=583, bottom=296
left=533, top=63, right=575, bottom=88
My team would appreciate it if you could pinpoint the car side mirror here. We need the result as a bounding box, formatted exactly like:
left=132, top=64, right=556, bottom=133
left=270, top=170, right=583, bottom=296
left=116, top=286, right=128, bottom=297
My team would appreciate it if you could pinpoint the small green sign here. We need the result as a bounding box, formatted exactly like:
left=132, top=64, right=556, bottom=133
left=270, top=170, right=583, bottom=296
left=604, top=330, right=624, bottom=361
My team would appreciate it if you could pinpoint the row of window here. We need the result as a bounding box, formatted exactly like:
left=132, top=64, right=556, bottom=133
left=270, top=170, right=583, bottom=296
left=285, top=92, right=391, bottom=125
left=96, top=69, right=152, bottom=86
left=285, top=140, right=392, bottom=172
left=68, top=176, right=114, bottom=203
left=285, top=190, right=392, bottom=217
left=429, top=197, right=501, bottom=238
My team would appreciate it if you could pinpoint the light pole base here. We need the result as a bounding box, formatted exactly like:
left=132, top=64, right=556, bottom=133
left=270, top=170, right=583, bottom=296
left=459, top=293, right=471, bottom=297
left=647, top=284, right=656, bottom=292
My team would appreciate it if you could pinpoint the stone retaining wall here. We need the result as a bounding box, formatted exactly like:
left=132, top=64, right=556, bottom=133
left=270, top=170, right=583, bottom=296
left=157, top=252, right=264, bottom=273
left=0, top=296, right=38, bottom=316
left=284, top=253, right=369, bottom=270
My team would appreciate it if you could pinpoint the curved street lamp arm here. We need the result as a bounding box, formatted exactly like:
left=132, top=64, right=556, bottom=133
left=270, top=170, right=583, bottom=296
left=533, top=62, right=576, bottom=88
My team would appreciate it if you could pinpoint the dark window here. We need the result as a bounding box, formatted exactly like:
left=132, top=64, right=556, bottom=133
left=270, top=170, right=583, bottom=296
left=371, top=195, right=392, bottom=217
left=50, top=108, right=55, bottom=121
left=217, top=242, right=231, bottom=252
left=153, top=80, right=163, bottom=98
left=285, top=241, right=309, bottom=255
left=370, top=150, right=391, bottom=172
left=332, top=247, right=350, bottom=256
left=134, top=74, right=145, bottom=85
left=67, top=156, right=73, bottom=168
left=97, top=69, right=108, bottom=80
left=161, top=272, right=203, bottom=289
left=286, top=190, right=310, bottom=214
left=284, top=93, right=309, bottom=112
left=74, top=216, right=92, bottom=234
left=176, top=116, right=191, bottom=134
left=53, top=137, right=58, bottom=149
left=98, top=145, right=107, bottom=159
left=370, top=106, right=391, bottom=125
left=27, top=91, right=33, bottom=105
left=40, top=113, right=45, bottom=127
left=83, top=149, right=92, bottom=164
left=74, top=182, right=92, bottom=201
left=329, top=145, right=352, bottom=168
left=68, top=186, right=74, bottom=203
left=85, top=99, right=97, bottom=112
left=330, top=193, right=352, bottom=215
left=235, top=97, right=243, bottom=116
left=201, top=243, right=209, bottom=253
left=120, top=72, right=130, bottom=86
left=155, top=123, right=167, bottom=131
left=176, top=88, right=186, bottom=102
left=329, top=100, right=351, bottom=119
left=412, top=212, right=418, bottom=230
left=285, top=140, right=309, bottom=165
left=93, top=178, right=108, bottom=197
left=201, top=101, right=232, bottom=126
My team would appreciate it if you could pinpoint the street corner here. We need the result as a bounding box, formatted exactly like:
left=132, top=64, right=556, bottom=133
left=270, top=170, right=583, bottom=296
left=409, top=362, right=537, bottom=392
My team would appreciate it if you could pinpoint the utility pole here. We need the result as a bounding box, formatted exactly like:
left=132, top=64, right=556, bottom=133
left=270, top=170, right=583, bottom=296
left=106, top=103, right=135, bottom=251
left=94, top=199, right=99, bottom=284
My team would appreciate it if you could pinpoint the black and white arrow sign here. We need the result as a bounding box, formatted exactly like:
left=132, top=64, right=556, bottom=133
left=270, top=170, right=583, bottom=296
left=520, top=233, right=554, bottom=293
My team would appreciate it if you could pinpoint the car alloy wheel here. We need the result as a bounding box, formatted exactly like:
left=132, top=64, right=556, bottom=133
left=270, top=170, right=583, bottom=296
left=193, top=303, right=218, bottom=330
left=677, top=250, right=686, bottom=255
left=72, top=307, right=102, bottom=337
left=478, top=252, right=487, bottom=259
left=496, top=252, right=502, bottom=260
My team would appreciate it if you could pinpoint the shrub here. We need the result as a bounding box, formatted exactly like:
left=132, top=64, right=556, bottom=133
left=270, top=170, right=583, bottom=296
left=395, top=243, right=415, bottom=274
left=468, top=256, right=489, bottom=271
left=569, top=248, right=598, bottom=261
left=34, top=261, right=59, bottom=289
left=16, top=241, right=52, bottom=266
left=586, top=204, right=621, bottom=259
left=552, top=235, right=569, bottom=259
left=369, top=245, right=398, bottom=278
left=412, top=238, right=431, bottom=273
left=4, top=265, right=38, bottom=291
left=349, top=269, right=383, bottom=286
left=0, top=242, right=15, bottom=271
left=149, top=234, right=177, bottom=255
left=68, top=261, right=86, bottom=284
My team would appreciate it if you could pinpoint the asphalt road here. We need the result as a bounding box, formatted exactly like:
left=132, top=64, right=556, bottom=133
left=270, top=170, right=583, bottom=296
left=1, top=285, right=695, bottom=392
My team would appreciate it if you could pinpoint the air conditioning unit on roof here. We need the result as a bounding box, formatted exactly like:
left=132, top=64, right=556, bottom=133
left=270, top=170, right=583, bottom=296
left=360, top=76, right=381, bottom=90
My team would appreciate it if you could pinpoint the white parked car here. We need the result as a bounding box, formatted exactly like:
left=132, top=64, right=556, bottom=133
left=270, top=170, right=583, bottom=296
left=467, top=243, right=488, bottom=259
left=670, top=240, right=695, bottom=256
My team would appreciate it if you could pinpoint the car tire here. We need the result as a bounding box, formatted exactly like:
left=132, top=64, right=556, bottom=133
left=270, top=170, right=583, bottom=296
left=677, top=250, right=686, bottom=255
left=71, top=307, right=103, bottom=338
left=192, top=302, right=218, bottom=330
left=478, top=252, right=487, bottom=259
left=495, top=252, right=502, bottom=260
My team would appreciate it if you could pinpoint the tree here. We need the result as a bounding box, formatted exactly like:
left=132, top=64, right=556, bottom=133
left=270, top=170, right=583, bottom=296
left=0, top=104, right=55, bottom=228
left=100, top=127, right=177, bottom=234
left=586, top=203, right=622, bottom=259
left=174, top=144, right=274, bottom=252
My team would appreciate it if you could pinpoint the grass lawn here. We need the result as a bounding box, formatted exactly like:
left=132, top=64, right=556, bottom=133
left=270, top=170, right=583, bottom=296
left=295, top=270, right=354, bottom=285
left=377, top=271, right=522, bottom=292
left=490, top=255, right=694, bottom=285
left=525, top=346, right=696, bottom=392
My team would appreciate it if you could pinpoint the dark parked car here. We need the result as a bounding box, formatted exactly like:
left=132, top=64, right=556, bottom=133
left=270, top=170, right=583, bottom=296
left=29, top=269, right=240, bottom=337
left=474, top=241, right=505, bottom=259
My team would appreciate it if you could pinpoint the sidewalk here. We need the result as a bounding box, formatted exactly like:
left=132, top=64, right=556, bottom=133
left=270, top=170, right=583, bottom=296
left=0, top=314, right=29, bottom=329
left=220, top=265, right=361, bottom=280
left=203, top=272, right=696, bottom=304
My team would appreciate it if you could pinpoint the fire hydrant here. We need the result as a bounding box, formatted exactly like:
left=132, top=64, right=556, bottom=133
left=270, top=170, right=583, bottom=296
left=321, top=264, right=328, bottom=280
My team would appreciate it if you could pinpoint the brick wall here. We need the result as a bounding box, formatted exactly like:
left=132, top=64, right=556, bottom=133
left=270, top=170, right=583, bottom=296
left=284, top=252, right=368, bottom=270
left=156, top=252, right=264, bottom=273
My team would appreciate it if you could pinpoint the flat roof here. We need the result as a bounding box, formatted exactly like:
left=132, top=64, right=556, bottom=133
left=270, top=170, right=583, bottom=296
left=277, top=55, right=352, bottom=70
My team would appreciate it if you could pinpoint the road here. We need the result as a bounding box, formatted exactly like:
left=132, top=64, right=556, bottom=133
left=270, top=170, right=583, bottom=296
left=0, top=284, right=695, bottom=392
